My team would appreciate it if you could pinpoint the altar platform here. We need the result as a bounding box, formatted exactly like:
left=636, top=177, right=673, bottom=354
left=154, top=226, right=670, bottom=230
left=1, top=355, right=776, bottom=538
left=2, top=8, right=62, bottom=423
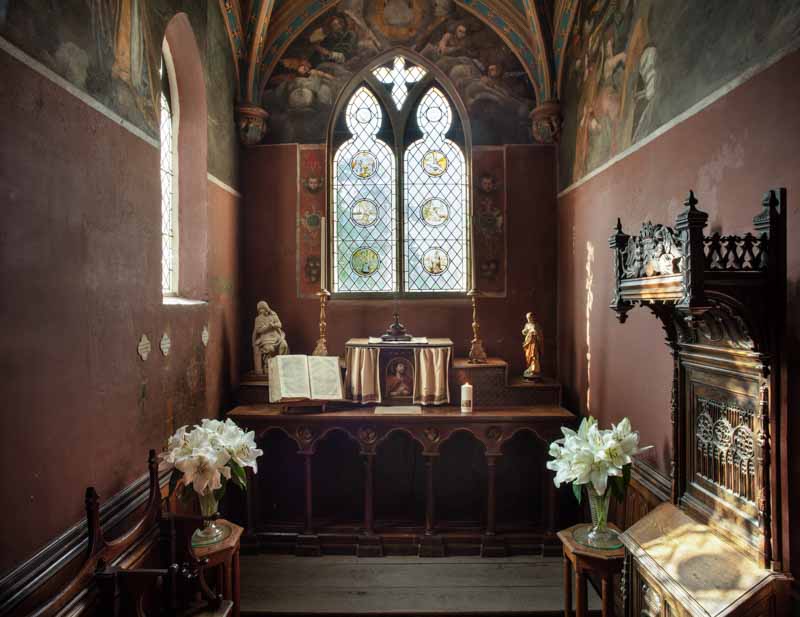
left=227, top=404, right=576, bottom=558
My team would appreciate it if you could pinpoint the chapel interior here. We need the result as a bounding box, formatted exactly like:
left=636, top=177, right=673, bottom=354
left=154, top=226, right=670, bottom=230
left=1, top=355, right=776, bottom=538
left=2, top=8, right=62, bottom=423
left=1, top=0, right=799, bottom=616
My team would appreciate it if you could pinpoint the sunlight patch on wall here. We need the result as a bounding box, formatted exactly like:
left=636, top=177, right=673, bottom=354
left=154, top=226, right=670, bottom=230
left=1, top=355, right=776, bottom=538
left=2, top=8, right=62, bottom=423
left=585, top=241, right=594, bottom=414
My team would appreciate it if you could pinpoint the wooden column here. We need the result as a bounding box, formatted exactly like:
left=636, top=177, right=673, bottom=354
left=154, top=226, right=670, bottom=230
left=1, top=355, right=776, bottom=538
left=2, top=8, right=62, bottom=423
left=425, top=455, right=436, bottom=535
left=486, top=455, right=497, bottom=536
left=304, top=453, right=313, bottom=534
left=419, top=454, right=444, bottom=557
left=357, top=453, right=383, bottom=557
left=363, top=454, right=375, bottom=535
left=544, top=466, right=560, bottom=555
left=296, top=453, right=321, bottom=556
left=481, top=455, right=506, bottom=557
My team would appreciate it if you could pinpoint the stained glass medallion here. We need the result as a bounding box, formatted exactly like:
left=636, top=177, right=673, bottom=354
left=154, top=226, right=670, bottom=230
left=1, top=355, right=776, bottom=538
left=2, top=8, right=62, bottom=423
left=352, top=247, right=380, bottom=276
left=351, top=199, right=378, bottom=226
left=421, top=198, right=449, bottom=226
left=422, top=248, right=449, bottom=275
left=422, top=150, right=448, bottom=176
left=351, top=151, right=377, bottom=178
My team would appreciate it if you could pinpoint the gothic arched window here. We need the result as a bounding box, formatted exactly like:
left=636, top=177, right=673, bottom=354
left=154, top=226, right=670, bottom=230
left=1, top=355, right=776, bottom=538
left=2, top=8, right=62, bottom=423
left=160, top=54, right=179, bottom=295
left=330, top=54, right=469, bottom=296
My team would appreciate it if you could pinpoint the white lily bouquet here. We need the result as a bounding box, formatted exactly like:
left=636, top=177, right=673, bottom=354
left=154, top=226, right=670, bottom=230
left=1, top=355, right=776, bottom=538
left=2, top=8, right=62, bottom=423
left=162, top=418, right=263, bottom=546
left=546, top=416, right=650, bottom=549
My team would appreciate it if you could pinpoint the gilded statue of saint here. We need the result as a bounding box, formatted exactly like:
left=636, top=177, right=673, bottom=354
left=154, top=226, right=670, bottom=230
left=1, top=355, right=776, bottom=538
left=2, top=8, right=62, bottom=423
left=252, top=301, right=289, bottom=374
left=522, top=312, right=543, bottom=380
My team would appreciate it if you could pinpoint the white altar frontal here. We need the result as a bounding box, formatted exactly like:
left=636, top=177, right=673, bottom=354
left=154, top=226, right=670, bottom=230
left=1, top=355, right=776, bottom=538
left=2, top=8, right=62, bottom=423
left=344, top=338, right=453, bottom=406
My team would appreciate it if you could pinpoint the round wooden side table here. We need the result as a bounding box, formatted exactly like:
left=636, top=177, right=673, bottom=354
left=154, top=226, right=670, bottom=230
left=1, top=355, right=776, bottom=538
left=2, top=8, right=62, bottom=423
left=557, top=523, right=625, bottom=617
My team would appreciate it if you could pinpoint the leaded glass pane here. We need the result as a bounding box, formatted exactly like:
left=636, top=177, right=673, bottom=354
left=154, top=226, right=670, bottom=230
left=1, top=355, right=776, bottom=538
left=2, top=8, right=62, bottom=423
left=160, top=88, right=176, bottom=295
left=333, top=86, right=397, bottom=293
left=373, top=56, right=426, bottom=110
left=403, top=87, right=467, bottom=293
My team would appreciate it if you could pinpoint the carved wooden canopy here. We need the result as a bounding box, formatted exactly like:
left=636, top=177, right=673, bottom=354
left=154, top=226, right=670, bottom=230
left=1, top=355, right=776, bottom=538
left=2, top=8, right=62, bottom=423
left=609, top=189, right=787, bottom=572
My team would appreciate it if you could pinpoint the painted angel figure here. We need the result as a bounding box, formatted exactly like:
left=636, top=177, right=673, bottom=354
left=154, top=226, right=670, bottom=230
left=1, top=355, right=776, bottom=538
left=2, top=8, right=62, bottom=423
left=522, top=312, right=543, bottom=380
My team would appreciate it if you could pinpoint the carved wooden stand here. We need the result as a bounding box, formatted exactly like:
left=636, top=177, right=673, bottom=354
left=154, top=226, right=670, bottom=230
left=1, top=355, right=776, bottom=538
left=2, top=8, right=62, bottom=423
left=228, top=405, right=575, bottom=558
left=609, top=189, right=791, bottom=615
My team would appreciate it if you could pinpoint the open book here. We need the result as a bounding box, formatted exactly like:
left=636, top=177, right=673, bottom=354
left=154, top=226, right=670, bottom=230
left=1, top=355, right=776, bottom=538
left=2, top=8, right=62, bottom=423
left=268, top=355, right=344, bottom=403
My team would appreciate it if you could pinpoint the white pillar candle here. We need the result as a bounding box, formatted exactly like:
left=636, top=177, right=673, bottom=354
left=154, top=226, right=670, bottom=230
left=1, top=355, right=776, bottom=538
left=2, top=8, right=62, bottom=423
left=320, top=216, right=327, bottom=290
left=460, top=382, right=473, bottom=414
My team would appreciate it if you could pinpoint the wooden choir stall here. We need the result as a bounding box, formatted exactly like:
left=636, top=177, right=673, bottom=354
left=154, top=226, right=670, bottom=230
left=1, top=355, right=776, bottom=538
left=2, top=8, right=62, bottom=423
left=608, top=189, right=792, bottom=616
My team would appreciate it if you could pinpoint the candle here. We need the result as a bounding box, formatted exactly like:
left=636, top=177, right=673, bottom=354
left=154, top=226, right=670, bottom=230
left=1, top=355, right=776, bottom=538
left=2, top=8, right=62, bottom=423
left=320, top=216, right=327, bottom=290
left=460, top=382, right=473, bottom=414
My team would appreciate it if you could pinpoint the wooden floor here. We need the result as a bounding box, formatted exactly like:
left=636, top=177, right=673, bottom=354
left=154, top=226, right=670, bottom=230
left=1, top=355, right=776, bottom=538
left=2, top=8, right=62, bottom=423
left=240, top=554, right=601, bottom=615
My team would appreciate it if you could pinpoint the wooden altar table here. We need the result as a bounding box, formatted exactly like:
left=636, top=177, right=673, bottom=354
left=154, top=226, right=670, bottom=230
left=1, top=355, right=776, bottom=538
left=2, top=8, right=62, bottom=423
left=228, top=404, right=576, bottom=558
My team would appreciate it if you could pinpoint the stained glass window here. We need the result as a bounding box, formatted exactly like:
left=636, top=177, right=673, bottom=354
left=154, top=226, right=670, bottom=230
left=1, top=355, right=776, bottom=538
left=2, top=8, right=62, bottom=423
left=160, top=65, right=177, bottom=295
left=331, top=60, right=468, bottom=296
left=403, top=88, right=467, bottom=292
left=332, top=87, right=397, bottom=293
left=373, top=56, right=426, bottom=110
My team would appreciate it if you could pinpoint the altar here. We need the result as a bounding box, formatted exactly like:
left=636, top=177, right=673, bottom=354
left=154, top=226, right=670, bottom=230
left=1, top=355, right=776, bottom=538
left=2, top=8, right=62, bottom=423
left=344, top=337, right=453, bottom=406
left=227, top=403, right=576, bottom=558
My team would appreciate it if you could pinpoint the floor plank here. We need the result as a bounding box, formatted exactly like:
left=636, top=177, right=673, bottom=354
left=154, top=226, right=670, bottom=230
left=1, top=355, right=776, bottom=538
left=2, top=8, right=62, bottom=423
left=240, top=555, right=601, bottom=615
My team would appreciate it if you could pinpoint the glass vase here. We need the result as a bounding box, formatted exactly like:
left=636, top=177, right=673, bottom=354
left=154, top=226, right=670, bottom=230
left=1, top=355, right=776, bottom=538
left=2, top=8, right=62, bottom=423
left=192, top=491, right=228, bottom=547
left=573, top=486, right=622, bottom=550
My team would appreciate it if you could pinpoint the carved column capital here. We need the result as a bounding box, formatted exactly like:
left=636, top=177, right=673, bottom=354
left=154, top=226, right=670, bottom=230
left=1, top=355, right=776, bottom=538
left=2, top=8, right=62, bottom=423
left=530, top=99, right=563, bottom=144
left=236, top=104, right=269, bottom=146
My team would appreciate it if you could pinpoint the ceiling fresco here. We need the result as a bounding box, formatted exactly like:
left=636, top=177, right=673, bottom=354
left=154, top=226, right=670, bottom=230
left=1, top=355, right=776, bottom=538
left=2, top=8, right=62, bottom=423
left=218, top=0, right=559, bottom=113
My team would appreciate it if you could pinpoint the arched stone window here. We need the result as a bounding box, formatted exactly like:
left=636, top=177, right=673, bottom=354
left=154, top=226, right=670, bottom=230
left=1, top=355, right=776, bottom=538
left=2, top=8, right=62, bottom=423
left=160, top=14, right=208, bottom=302
left=330, top=52, right=470, bottom=296
left=160, top=43, right=179, bottom=295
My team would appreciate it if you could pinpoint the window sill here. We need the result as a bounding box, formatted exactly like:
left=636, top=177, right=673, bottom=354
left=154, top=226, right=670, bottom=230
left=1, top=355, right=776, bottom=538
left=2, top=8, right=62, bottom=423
left=162, top=296, right=208, bottom=307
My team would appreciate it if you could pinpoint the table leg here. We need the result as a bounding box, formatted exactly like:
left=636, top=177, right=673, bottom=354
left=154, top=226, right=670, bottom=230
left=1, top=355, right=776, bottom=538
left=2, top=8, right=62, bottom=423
left=233, top=547, right=241, bottom=617
left=575, top=569, right=587, bottom=617
left=563, top=555, right=572, bottom=617
left=224, top=554, right=233, bottom=602
left=601, top=575, right=612, bottom=617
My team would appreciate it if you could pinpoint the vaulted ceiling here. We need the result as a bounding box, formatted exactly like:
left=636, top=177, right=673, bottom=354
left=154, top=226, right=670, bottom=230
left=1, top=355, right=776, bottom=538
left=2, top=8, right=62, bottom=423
left=217, top=0, right=580, bottom=110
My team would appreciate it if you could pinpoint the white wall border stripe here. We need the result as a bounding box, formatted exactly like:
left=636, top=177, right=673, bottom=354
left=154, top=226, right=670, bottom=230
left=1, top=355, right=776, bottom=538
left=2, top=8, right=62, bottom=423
left=558, top=38, right=800, bottom=199
left=207, top=173, right=242, bottom=198
left=0, top=35, right=242, bottom=199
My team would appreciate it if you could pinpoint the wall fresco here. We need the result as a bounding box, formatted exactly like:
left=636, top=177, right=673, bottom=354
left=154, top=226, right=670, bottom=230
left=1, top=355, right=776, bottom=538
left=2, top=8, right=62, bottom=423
left=0, top=0, right=238, bottom=186
left=558, top=0, right=800, bottom=189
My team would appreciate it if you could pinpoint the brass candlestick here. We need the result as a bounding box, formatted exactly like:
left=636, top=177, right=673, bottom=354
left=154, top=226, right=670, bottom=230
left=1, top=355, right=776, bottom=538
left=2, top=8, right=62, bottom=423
left=312, top=289, right=331, bottom=356
left=467, top=289, right=488, bottom=364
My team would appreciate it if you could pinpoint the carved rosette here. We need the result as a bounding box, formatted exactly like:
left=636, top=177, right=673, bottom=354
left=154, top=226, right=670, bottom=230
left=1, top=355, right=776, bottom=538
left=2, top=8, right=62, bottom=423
left=296, top=426, right=315, bottom=444
left=424, top=427, right=440, bottom=443
left=237, top=104, right=269, bottom=146
left=486, top=426, right=503, bottom=442
left=358, top=426, right=378, bottom=446
left=529, top=100, right=562, bottom=144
